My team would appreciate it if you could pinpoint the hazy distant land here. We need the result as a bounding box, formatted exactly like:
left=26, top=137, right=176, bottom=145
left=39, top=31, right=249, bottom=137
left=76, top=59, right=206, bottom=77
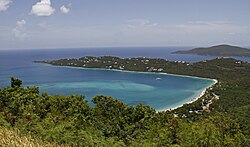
left=172, top=44, right=250, bottom=57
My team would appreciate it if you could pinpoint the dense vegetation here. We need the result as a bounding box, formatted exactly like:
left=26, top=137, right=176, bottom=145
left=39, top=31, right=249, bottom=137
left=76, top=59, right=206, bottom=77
left=0, top=78, right=248, bottom=146
left=1, top=57, right=250, bottom=146
left=172, top=44, right=250, bottom=57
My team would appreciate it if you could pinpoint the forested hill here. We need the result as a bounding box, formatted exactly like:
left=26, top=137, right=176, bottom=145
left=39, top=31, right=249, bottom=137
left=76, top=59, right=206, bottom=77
left=172, top=44, right=250, bottom=57
left=36, top=56, right=250, bottom=81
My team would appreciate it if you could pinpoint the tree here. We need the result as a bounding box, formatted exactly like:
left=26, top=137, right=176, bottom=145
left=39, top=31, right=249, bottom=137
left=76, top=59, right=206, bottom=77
left=11, top=77, right=22, bottom=88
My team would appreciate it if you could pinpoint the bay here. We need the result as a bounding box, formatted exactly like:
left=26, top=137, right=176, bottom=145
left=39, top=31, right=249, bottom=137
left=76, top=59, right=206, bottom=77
left=0, top=47, right=248, bottom=110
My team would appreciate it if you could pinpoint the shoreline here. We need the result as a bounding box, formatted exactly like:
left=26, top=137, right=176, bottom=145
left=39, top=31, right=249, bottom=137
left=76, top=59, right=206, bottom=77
left=46, top=64, right=214, bottom=81
left=157, top=79, right=218, bottom=112
left=40, top=63, right=218, bottom=111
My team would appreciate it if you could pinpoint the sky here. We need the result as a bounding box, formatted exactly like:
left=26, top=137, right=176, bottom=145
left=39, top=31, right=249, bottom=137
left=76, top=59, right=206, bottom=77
left=0, top=0, right=250, bottom=49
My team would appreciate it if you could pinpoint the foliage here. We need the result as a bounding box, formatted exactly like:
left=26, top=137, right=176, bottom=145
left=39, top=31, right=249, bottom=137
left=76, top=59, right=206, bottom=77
left=0, top=78, right=249, bottom=146
left=11, top=77, right=22, bottom=88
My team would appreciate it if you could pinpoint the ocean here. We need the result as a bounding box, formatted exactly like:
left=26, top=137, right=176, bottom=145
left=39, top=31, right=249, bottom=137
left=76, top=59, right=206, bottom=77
left=0, top=47, right=249, bottom=110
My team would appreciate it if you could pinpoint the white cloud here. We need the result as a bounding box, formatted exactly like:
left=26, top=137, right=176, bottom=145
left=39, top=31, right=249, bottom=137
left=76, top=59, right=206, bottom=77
left=3, top=19, right=249, bottom=48
left=0, top=0, right=11, bottom=12
left=127, top=19, right=158, bottom=28
left=60, top=5, right=70, bottom=14
left=113, top=19, right=250, bottom=46
left=16, top=19, right=26, bottom=27
left=12, top=20, right=27, bottom=39
left=30, top=0, right=55, bottom=16
left=188, top=21, right=231, bottom=25
left=171, top=21, right=247, bottom=35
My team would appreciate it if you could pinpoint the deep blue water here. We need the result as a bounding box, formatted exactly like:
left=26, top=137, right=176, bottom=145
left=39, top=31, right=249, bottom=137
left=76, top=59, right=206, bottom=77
left=0, top=47, right=249, bottom=110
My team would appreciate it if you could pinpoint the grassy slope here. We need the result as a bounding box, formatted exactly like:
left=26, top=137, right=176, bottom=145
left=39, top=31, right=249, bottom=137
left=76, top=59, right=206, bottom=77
left=0, top=127, right=65, bottom=147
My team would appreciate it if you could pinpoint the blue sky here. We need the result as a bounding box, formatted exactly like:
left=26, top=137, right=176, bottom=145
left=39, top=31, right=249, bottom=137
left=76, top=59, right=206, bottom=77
left=0, top=0, right=250, bottom=49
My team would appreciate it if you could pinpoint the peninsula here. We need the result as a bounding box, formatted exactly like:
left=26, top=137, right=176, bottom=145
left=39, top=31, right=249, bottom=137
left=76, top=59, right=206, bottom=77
left=172, top=44, right=250, bottom=57
left=35, top=56, right=250, bottom=80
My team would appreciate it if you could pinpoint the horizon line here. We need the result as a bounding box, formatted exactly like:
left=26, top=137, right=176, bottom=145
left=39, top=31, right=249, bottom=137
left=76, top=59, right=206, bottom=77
left=1, top=44, right=250, bottom=51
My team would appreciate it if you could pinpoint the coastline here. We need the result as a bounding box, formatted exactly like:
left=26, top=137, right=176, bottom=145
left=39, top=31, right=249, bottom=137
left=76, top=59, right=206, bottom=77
left=40, top=63, right=218, bottom=111
left=157, top=79, right=218, bottom=112
left=46, top=64, right=214, bottom=81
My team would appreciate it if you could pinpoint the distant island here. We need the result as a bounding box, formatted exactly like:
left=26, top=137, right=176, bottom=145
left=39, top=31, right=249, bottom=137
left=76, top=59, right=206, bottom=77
left=172, top=44, right=250, bottom=57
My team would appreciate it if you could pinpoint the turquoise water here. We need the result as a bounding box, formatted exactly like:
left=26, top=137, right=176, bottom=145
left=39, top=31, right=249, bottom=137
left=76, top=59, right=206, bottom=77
left=35, top=67, right=215, bottom=111
left=0, top=47, right=219, bottom=111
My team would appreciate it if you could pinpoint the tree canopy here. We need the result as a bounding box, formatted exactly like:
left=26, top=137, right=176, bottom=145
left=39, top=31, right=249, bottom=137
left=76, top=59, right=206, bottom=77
left=0, top=78, right=249, bottom=146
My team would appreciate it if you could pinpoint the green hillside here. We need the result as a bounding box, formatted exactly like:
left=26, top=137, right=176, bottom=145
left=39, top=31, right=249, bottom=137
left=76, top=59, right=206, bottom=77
left=172, top=45, right=250, bottom=57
